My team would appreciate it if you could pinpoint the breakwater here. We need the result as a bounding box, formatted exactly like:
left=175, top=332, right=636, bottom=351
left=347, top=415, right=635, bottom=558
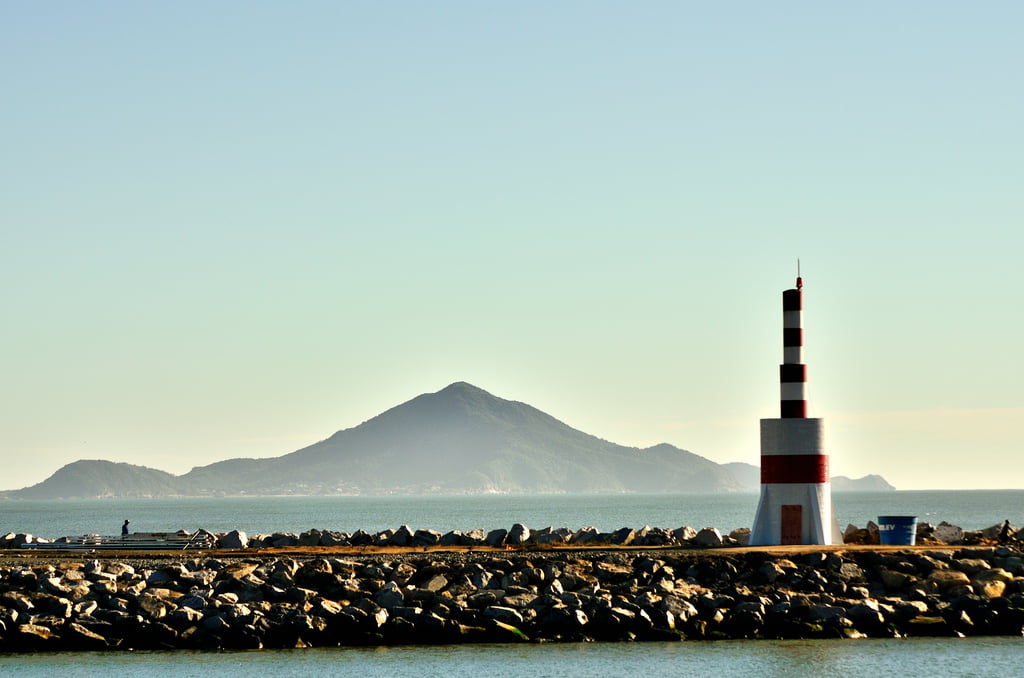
left=7, top=515, right=1015, bottom=551
left=2, top=543, right=1024, bottom=651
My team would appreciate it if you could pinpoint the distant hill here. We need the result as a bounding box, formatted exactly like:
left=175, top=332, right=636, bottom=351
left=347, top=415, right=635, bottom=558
left=0, top=382, right=894, bottom=499
left=6, top=460, right=183, bottom=500
left=721, top=462, right=761, bottom=489
left=831, top=474, right=896, bottom=492
left=722, top=463, right=895, bottom=493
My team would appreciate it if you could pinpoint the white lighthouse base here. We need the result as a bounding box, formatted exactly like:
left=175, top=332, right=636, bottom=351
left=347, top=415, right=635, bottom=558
left=749, top=482, right=842, bottom=546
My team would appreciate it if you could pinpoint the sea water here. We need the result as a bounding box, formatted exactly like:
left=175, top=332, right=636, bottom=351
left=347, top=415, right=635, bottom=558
left=2, top=638, right=1022, bottom=677
left=2, top=490, right=1022, bottom=540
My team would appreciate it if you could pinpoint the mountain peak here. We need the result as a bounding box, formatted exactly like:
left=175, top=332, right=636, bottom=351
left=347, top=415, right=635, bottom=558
left=441, top=381, right=486, bottom=393
left=435, top=381, right=496, bottom=400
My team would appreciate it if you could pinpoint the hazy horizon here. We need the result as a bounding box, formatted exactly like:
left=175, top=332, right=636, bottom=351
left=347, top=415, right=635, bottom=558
left=3, top=3, right=1021, bottom=492
left=0, top=380, right=1010, bottom=494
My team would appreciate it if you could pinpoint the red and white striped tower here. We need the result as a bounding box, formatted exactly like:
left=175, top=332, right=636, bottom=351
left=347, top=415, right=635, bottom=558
left=750, top=271, right=841, bottom=545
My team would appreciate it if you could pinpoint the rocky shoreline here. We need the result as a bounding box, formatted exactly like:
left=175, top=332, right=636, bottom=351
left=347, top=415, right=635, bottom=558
left=3, top=539, right=1024, bottom=651
left=5, top=515, right=1015, bottom=551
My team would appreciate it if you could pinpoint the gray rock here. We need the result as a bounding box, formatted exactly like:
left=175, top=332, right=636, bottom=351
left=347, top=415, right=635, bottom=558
left=467, top=590, right=505, bottom=608
left=439, top=530, right=463, bottom=546
left=693, top=527, right=724, bottom=546
left=327, top=559, right=360, bottom=576
left=265, top=560, right=299, bottom=587
left=201, top=614, right=232, bottom=633
left=981, top=522, right=1008, bottom=540
left=507, top=524, right=531, bottom=544
left=535, top=531, right=567, bottom=545
left=348, top=529, right=374, bottom=546
left=536, top=605, right=588, bottom=635
left=639, top=526, right=675, bottom=546
left=32, top=593, right=73, bottom=618
left=570, top=526, right=601, bottom=544
left=167, top=605, right=205, bottom=627
left=877, top=566, right=914, bottom=591
left=136, top=593, right=174, bottom=619
left=145, top=570, right=177, bottom=586
left=758, top=561, right=785, bottom=584
left=839, top=562, right=864, bottom=580
left=610, top=527, right=635, bottom=545
left=953, top=558, right=992, bottom=575
left=269, top=532, right=299, bottom=548
left=461, top=529, right=486, bottom=545
left=64, top=621, right=110, bottom=650
left=589, top=605, right=642, bottom=639
left=502, top=592, right=538, bottom=609
left=374, top=582, right=406, bottom=609
left=673, top=526, right=698, bottom=542
left=934, top=522, right=964, bottom=545
left=809, top=604, right=847, bottom=624
left=866, top=521, right=880, bottom=541
left=312, top=598, right=345, bottom=619
left=247, top=534, right=272, bottom=548
left=728, top=528, right=751, bottom=546
left=894, top=600, right=930, bottom=620
left=389, top=562, right=417, bottom=586
left=14, top=623, right=56, bottom=648
left=469, top=569, right=493, bottom=589
left=389, top=525, right=414, bottom=547
left=412, top=529, right=442, bottom=547
left=405, top=587, right=435, bottom=604
left=217, top=562, right=260, bottom=582
left=551, top=527, right=573, bottom=541
left=927, top=569, right=971, bottom=593
left=40, top=576, right=74, bottom=596
left=483, top=605, right=525, bottom=626
left=531, top=526, right=553, bottom=542
left=298, top=529, right=322, bottom=547
left=485, top=529, right=508, bottom=547
left=320, top=530, right=349, bottom=547
left=421, top=574, right=449, bottom=592
left=659, top=595, right=698, bottom=622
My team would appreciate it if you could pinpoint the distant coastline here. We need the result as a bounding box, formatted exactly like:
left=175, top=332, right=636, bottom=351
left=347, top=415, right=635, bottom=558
left=0, top=383, right=897, bottom=500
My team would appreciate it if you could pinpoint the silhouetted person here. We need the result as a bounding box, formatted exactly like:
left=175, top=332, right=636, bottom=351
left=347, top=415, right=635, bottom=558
left=999, top=519, right=1012, bottom=544
left=122, top=519, right=130, bottom=536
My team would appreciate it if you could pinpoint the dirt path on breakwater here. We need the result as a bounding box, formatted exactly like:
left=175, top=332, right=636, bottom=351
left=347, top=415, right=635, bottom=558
left=0, top=542, right=980, bottom=567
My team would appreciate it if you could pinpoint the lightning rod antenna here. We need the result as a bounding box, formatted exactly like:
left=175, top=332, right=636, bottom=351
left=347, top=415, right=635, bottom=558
left=796, top=258, right=803, bottom=289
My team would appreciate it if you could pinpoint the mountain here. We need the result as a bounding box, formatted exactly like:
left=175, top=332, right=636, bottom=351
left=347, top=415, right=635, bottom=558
left=721, top=462, right=761, bottom=489
left=174, top=382, right=745, bottom=495
left=722, top=463, right=895, bottom=493
left=6, top=460, right=183, bottom=500
left=831, top=474, right=896, bottom=492
left=0, top=382, right=893, bottom=499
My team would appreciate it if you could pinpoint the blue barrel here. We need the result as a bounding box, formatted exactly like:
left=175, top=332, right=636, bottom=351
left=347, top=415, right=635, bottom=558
left=878, top=516, right=918, bottom=545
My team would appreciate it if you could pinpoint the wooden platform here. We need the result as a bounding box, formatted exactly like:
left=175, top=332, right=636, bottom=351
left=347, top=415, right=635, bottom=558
left=21, top=531, right=216, bottom=551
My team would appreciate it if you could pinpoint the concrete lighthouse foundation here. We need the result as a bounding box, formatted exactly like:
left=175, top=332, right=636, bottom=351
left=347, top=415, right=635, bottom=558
left=750, top=417, right=837, bottom=545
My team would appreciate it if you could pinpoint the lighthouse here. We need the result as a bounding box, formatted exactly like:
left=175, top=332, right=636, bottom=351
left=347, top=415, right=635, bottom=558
left=749, top=271, right=840, bottom=546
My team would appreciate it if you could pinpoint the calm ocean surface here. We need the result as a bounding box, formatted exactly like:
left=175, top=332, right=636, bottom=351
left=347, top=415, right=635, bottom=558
left=2, top=491, right=1022, bottom=673
left=1, top=638, right=1022, bottom=677
left=1, top=490, right=1021, bottom=540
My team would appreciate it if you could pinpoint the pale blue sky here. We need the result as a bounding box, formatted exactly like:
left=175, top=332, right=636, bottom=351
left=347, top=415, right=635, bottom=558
left=2, top=2, right=1021, bottom=491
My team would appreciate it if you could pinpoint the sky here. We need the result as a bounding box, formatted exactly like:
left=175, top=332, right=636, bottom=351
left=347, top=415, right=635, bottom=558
left=2, top=2, right=1021, bottom=492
